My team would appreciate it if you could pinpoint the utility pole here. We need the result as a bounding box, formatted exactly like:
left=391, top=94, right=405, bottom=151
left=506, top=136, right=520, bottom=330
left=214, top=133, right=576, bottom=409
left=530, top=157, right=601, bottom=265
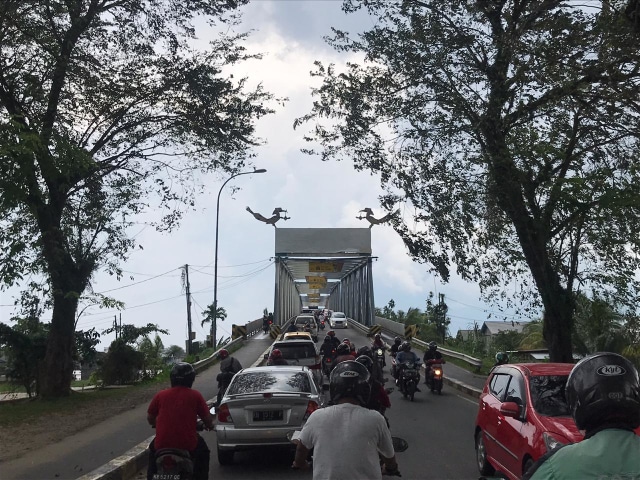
left=182, top=264, right=193, bottom=355
left=114, top=316, right=118, bottom=340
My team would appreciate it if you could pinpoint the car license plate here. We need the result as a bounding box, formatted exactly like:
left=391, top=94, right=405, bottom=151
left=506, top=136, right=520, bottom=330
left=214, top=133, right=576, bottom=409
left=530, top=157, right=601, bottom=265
left=253, top=410, right=283, bottom=421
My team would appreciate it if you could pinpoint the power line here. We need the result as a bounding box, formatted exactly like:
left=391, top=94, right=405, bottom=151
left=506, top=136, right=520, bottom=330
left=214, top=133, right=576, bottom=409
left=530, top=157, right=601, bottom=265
left=93, top=267, right=181, bottom=294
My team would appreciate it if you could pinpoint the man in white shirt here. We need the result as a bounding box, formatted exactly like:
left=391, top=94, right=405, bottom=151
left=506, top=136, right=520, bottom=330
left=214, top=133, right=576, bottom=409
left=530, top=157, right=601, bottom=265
left=292, top=361, right=400, bottom=480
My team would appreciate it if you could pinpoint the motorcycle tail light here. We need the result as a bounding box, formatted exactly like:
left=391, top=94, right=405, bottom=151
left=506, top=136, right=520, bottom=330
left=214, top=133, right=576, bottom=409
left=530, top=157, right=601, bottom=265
left=434, top=368, right=442, bottom=376
left=217, top=404, right=233, bottom=423
left=303, top=400, right=319, bottom=420
left=161, top=456, right=177, bottom=469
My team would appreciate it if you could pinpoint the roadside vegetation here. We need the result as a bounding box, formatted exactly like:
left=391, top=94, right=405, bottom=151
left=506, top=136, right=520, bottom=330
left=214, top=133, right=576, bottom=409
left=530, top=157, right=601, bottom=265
left=377, top=292, right=640, bottom=372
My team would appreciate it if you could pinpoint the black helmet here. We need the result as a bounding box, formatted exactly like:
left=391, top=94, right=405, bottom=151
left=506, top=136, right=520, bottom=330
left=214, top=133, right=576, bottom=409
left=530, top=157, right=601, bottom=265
left=428, top=341, right=437, bottom=351
left=566, top=352, right=640, bottom=431
left=336, top=343, right=350, bottom=355
left=329, top=360, right=371, bottom=405
left=170, top=362, right=196, bottom=388
left=374, top=333, right=381, bottom=340
left=356, top=355, right=374, bottom=372
left=401, top=341, right=411, bottom=352
left=495, top=352, right=509, bottom=364
left=324, top=335, right=331, bottom=342
left=357, top=345, right=372, bottom=358
left=394, top=336, right=402, bottom=345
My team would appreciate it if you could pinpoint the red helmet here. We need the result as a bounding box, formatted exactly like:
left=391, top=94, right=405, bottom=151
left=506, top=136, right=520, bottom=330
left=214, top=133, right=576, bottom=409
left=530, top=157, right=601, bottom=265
left=271, top=348, right=282, bottom=359
left=218, top=348, right=229, bottom=360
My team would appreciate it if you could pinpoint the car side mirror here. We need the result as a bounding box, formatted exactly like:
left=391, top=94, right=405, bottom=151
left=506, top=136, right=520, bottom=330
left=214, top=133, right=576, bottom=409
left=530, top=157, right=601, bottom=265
left=264, top=353, right=268, bottom=359
left=500, top=401, right=521, bottom=418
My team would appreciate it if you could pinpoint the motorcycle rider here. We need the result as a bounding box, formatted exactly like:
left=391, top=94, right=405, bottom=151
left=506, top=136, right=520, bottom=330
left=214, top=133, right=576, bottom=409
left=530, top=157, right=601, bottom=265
left=524, top=352, right=640, bottom=480
left=356, top=355, right=392, bottom=418
left=327, top=330, right=341, bottom=349
left=216, top=348, right=242, bottom=405
left=395, top=341, right=421, bottom=390
left=292, top=361, right=400, bottom=479
left=334, top=342, right=356, bottom=365
left=267, top=348, right=288, bottom=366
left=147, top=362, right=214, bottom=480
left=262, top=313, right=270, bottom=333
left=371, top=333, right=387, bottom=367
left=493, top=351, right=509, bottom=367
left=389, top=337, right=402, bottom=357
left=423, top=341, right=444, bottom=385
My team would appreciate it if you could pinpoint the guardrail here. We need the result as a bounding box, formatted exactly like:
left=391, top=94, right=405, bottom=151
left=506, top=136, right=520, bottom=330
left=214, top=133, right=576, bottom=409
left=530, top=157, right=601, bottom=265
left=411, top=337, right=483, bottom=369
left=349, top=317, right=482, bottom=370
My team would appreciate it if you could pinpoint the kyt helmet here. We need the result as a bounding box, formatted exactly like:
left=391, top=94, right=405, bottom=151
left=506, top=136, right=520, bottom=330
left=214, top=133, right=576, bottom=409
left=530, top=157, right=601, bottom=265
left=495, top=352, right=509, bottom=365
left=428, top=341, right=437, bottom=351
left=566, top=352, right=640, bottom=431
left=170, top=362, right=196, bottom=388
left=218, top=348, right=229, bottom=360
left=394, top=337, right=402, bottom=345
left=401, top=341, right=412, bottom=352
left=356, top=355, right=374, bottom=372
left=330, top=360, right=371, bottom=405
left=336, top=343, right=350, bottom=355
left=270, top=348, right=283, bottom=359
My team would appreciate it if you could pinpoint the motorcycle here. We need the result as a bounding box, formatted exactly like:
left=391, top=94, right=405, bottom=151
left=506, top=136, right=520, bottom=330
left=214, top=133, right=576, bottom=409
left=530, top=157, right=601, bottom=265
left=319, top=320, right=325, bottom=330
left=151, top=408, right=211, bottom=480
left=322, top=348, right=336, bottom=377
left=216, top=371, right=234, bottom=406
left=371, top=347, right=386, bottom=383
left=396, top=360, right=421, bottom=401
left=263, top=320, right=273, bottom=334
left=425, top=359, right=444, bottom=394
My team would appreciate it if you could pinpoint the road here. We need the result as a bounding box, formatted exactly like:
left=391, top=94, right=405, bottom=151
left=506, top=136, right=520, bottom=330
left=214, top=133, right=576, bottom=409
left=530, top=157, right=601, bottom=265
left=2, top=327, right=484, bottom=480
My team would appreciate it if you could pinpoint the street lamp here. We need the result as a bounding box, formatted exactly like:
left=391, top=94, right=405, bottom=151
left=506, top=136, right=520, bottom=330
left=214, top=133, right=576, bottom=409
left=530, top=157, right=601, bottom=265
left=211, top=167, right=267, bottom=349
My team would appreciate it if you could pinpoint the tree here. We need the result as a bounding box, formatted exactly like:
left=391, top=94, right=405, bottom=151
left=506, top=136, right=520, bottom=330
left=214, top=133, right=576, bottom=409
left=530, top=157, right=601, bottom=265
left=0, top=1, right=277, bottom=397
left=162, top=345, right=186, bottom=364
left=137, top=334, right=165, bottom=381
left=296, top=0, right=640, bottom=362
left=201, top=303, right=227, bottom=347
left=573, top=293, right=629, bottom=355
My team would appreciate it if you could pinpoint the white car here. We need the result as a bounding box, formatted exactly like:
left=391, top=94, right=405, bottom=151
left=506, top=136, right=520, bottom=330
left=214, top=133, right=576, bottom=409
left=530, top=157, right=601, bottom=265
left=329, top=311, right=348, bottom=328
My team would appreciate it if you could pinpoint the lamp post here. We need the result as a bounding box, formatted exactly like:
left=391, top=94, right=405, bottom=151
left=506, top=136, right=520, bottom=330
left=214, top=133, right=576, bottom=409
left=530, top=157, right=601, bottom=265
left=211, top=167, right=267, bottom=348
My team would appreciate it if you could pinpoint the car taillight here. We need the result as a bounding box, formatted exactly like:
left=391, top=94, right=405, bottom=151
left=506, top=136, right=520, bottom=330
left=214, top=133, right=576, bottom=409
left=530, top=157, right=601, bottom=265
left=217, top=404, right=233, bottom=423
left=303, top=400, right=319, bottom=420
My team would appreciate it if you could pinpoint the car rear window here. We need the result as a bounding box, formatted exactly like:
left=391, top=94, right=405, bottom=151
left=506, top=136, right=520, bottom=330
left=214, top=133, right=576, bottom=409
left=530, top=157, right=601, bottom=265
left=227, top=371, right=312, bottom=394
left=529, top=375, right=570, bottom=416
left=333, top=313, right=345, bottom=318
left=274, top=343, right=317, bottom=360
left=295, top=317, right=315, bottom=325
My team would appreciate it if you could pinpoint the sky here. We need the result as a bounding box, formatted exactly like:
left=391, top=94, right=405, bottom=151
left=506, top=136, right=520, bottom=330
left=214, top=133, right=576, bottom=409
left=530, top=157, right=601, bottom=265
left=0, top=0, right=529, bottom=351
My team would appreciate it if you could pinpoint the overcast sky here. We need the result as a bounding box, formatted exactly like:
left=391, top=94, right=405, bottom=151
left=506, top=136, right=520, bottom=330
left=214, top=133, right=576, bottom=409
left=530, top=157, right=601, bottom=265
left=0, top=1, right=530, bottom=351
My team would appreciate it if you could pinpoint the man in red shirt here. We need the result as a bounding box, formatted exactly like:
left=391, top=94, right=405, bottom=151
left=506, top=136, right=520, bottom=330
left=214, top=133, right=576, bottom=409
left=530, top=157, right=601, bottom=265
left=147, top=362, right=214, bottom=480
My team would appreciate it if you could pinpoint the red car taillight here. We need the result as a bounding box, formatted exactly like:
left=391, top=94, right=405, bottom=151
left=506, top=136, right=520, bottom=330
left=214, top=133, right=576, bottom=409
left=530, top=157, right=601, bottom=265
left=303, top=400, right=319, bottom=420
left=217, top=404, right=233, bottom=423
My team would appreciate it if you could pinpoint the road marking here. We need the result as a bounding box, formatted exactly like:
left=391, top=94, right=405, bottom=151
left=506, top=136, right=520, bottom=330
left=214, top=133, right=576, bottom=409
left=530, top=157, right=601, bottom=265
left=457, top=394, right=479, bottom=406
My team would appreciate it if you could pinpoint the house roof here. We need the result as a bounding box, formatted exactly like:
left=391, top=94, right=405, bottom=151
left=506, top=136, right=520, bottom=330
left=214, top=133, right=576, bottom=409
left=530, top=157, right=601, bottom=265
left=480, top=320, right=529, bottom=335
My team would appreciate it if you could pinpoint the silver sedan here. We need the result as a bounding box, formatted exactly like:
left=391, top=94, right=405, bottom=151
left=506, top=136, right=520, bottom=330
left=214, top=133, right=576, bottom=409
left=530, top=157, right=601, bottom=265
left=214, top=365, right=324, bottom=465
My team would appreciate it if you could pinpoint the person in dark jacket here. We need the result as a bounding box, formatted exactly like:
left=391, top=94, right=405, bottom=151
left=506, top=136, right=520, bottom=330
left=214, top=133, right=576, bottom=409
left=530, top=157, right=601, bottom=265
left=525, top=352, right=640, bottom=480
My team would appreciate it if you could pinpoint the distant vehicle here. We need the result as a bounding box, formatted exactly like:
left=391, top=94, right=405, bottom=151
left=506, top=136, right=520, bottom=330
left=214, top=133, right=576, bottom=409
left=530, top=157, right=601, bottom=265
left=265, top=339, right=322, bottom=387
left=214, top=366, right=322, bottom=465
left=474, top=363, right=582, bottom=480
left=329, top=311, right=348, bottom=329
left=281, top=331, right=313, bottom=342
left=294, top=314, right=319, bottom=341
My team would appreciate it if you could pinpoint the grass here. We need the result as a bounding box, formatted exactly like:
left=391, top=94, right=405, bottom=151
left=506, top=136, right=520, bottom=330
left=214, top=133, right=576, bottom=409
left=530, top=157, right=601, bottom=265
left=0, top=385, right=137, bottom=428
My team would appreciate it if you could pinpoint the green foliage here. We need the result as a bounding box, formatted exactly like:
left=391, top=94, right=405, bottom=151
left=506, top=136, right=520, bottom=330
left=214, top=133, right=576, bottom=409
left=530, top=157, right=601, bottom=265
left=298, top=0, right=640, bottom=361
left=137, top=334, right=165, bottom=381
left=102, top=323, right=168, bottom=346
left=0, top=318, right=48, bottom=397
left=201, top=304, right=228, bottom=328
left=96, top=339, right=144, bottom=385
left=0, top=0, right=278, bottom=397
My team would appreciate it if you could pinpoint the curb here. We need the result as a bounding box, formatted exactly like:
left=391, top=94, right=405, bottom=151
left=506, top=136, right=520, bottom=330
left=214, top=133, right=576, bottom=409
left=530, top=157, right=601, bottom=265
left=76, top=435, right=153, bottom=480
left=444, top=377, right=482, bottom=398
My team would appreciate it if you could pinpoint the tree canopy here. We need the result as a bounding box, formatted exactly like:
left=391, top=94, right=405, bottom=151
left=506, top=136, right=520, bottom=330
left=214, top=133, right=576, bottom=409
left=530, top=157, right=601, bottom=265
left=0, top=0, right=278, bottom=397
left=297, top=0, right=640, bottom=361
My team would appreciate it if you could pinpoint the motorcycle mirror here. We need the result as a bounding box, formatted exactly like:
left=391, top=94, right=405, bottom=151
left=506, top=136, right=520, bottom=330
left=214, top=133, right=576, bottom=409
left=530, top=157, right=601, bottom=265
left=391, top=436, right=409, bottom=452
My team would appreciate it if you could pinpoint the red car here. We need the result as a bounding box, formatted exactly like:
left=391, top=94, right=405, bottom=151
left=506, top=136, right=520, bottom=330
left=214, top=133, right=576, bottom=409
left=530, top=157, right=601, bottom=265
left=474, top=363, right=582, bottom=480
